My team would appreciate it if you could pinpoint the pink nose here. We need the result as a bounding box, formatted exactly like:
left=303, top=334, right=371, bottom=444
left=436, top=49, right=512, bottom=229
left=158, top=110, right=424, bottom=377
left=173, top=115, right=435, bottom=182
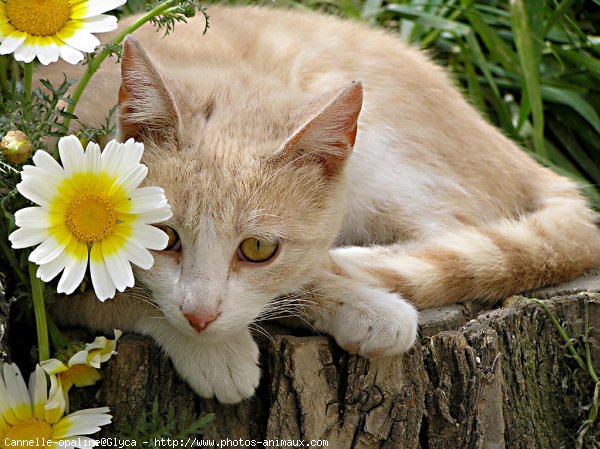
left=183, top=311, right=219, bottom=333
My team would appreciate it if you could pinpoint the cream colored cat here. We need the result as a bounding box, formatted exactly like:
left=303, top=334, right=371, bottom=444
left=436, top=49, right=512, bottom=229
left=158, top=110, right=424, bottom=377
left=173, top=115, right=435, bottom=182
left=44, top=5, right=600, bottom=403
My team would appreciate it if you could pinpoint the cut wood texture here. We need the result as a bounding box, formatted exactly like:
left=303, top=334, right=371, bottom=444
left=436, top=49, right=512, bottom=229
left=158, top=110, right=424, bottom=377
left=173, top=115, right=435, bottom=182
left=61, top=292, right=600, bottom=448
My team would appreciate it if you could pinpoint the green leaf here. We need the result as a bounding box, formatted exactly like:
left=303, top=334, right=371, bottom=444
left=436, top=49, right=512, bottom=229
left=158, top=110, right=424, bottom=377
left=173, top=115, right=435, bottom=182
left=511, top=0, right=546, bottom=157
left=385, top=4, right=470, bottom=35
left=461, top=1, right=517, bottom=72
left=547, top=116, right=600, bottom=185
left=542, top=86, right=600, bottom=135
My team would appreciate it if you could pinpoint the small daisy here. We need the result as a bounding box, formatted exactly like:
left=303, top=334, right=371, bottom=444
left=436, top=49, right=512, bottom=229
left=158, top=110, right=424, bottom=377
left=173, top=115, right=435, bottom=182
left=0, top=363, right=112, bottom=446
left=9, top=136, right=172, bottom=301
left=41, top=330, right=122, bottom=395
left=0, top=0, right=127, bottom=65
left=83, top=329, right=122, bottom=368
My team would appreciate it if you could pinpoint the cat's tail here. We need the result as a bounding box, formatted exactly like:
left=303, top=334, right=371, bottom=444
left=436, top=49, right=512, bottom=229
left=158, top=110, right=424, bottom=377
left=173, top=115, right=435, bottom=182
left=329, top=185, right=600, bottom=308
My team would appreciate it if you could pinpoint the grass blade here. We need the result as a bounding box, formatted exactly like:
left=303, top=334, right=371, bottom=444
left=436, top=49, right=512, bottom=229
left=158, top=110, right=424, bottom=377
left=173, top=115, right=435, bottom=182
left=511, top=0, right=547, bottom=158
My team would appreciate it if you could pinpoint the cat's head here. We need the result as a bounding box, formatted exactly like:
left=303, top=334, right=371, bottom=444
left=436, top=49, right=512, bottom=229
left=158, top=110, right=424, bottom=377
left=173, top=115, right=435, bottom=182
left=117, top=37, right=362, bottom=339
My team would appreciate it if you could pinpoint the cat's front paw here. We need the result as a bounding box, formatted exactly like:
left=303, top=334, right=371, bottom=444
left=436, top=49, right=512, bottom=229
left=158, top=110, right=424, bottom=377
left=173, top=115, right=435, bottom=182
left=166, top=328, right=261, bottom=403
left=208, top=338, right=261, bottom=403
left=317, top=286, right=418, bottom=358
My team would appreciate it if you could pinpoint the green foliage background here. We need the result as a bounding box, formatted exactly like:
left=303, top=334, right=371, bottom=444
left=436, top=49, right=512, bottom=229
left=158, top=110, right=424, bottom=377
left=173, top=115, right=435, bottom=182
left=125, top=0, right=600, bottom=207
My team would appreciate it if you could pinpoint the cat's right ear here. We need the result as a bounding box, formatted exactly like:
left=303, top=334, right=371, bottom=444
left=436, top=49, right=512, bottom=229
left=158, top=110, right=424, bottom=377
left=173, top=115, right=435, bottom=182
left=118, top=36, right=180, bottom=143
left=272, top=81, right=363, bottom=178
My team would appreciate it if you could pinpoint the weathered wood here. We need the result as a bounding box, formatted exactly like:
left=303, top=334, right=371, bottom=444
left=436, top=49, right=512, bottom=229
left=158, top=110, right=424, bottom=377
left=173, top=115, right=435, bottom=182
left=67, top=294, right=599, bottom=448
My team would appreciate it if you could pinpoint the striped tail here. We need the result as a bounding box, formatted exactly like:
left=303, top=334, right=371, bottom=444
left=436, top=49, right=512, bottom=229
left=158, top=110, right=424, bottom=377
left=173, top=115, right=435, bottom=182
left=330, top=190, right=600, bottom=308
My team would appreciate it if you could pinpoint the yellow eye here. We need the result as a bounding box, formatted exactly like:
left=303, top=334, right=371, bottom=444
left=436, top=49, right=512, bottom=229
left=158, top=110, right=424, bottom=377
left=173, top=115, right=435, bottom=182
left=238, top=237, right=278, bottom=263
left=155, top=225, right=181, bottom=252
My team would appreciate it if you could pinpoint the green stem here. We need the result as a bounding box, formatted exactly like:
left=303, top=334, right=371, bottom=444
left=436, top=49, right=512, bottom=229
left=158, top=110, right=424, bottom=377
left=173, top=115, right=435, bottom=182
left=0, top=56, right=8, bottom=94
left=530, top=298, right=586, bottom=371
left=544, top=0, right=577, bottom=35
left=22, top=62, right=33, bottom=122
left=584, top=300, right=599, bottom=383
left=63, top=0, right=178, bottom=131
left=29, top=262, right=49, bottom=361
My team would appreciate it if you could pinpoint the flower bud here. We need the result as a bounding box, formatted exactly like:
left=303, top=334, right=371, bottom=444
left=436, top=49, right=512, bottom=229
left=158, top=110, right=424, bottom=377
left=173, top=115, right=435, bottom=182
left=1, top=130, right=33, bottom=164
left=182, top=4, right=196, bottom=18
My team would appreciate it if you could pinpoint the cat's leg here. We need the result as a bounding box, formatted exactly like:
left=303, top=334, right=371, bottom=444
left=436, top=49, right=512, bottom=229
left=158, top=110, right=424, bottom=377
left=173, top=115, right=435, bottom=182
left=303, top=190, right=600, bottom=359
left=298, top=268, right=419, bottom=358
left=134, top=318, right=260, bottom=403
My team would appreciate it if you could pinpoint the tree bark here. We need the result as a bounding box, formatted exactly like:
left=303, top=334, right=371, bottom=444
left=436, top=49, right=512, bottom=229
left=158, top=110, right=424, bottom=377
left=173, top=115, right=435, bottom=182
left=64, top=293, right=600, bottom=448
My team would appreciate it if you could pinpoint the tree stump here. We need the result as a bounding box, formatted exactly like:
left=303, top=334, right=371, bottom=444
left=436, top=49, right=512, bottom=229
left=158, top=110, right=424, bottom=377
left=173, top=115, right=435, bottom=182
left=63, top=292, right=599, bottom=448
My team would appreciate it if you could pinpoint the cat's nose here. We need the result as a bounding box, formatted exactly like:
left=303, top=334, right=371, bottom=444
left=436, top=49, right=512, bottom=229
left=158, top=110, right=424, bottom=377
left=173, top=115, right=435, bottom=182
left=183, top=311, right=219, bottom=333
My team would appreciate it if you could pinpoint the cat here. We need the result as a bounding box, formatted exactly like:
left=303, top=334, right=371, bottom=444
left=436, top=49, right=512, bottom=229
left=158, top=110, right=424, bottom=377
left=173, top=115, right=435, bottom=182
left=41, top=5, right=600, bottom=403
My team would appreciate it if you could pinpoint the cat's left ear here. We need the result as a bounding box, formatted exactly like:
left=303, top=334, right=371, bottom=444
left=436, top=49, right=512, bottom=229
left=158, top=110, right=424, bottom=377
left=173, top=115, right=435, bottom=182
left=274, top=81, right=363, bottom=177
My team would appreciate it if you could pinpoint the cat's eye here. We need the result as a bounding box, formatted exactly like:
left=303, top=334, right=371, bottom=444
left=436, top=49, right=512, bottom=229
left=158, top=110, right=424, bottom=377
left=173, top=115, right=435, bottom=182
left=155, top=225, right=182, bottom=252
left=238, top=237, right=278, bottom=263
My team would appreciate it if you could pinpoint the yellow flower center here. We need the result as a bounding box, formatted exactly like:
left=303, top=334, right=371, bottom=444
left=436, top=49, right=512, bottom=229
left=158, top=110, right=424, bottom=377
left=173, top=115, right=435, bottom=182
left=5, top=0, right=71, bottom=37
left=2, top=419, right=52, bottom=448
left=66, top=193, right=117, bottom=243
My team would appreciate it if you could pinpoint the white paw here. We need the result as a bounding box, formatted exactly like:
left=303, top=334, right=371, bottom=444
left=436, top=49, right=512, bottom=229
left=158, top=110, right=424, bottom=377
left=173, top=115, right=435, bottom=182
left=319, top=287, right=418, bottom=358
left=167, top=329, right=261, bottom=403
left=209, top=338, right=261, bottom=403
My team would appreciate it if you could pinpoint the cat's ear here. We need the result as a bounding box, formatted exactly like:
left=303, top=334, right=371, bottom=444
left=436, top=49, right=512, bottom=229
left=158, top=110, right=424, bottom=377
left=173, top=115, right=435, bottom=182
left=118, top=36, right=180, bottom=143
left=274, top=81, right=363, bottom=177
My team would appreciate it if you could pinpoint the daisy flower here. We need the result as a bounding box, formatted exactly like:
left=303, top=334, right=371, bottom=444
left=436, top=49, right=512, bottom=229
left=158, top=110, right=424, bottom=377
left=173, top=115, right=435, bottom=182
left=0, top=0, right=127, bottom=65
left=40, top=330, right=122, bottom=396
left=0, top=363, right=111, bottom=446
left=83, top=329, right=122, bottom=368
left=9, top=136, right=172, bottom=301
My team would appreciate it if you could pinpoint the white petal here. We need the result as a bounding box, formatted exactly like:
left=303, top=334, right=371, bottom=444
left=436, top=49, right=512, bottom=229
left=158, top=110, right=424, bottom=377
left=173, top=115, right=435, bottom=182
left=13, top=39, right=37, bottom=63
left=99, top=140, right=122, bottom=174
left=70, top=0, right=127, bottom=18
left=3, top=363, right=32, bottom=420
left=29, top=366, right=48, bottom=421
left=130, top=205, right=173, bottom=225
left=29, top=236, right=67, bottom=265
left=90, top=245, right=116, bottom=301
left=0, top=375, right=19, bottom=425
left=52, top=411, right=112, bottom=438
left=85, top=141, right=102, bottom=174
left=45, top=374, right=65, bottom=424
left=35, top=37, right=59, bottom=65
left=14, top=207, right=51, bottom=229
left=120, top=139, right=145, bottom=166
left=101, top=139, right=143, bottom=178
left=18, top=170, right=59, bottom=206
left=57, top=242, right=88, bottom=295
left=101, top=242, right=134, bottom=292
left=67, top=350, right=89, bottom=366
left=40, top=359, right=69, bottom=375
left=32, top=150, right=64, bottom=178
left=0, top=31, right=26, bottom=55
left=112, top=164, right=147, bottom=195
left=130, top=224, right=169, bottom=250
left=37, top=252, right=69, bottom=282
left=9, top=227, right=48, bottom=249
left=58, top=136, right=85, bottom=176
left=58, top=44, right=84, bottom=64
left=124, top=187, right=168, bottom=214
left=56, top=28, right=100, bottom=53
left=123, top=240, right=154, bottom=270
left=77, top=14, right=118, bottom=33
